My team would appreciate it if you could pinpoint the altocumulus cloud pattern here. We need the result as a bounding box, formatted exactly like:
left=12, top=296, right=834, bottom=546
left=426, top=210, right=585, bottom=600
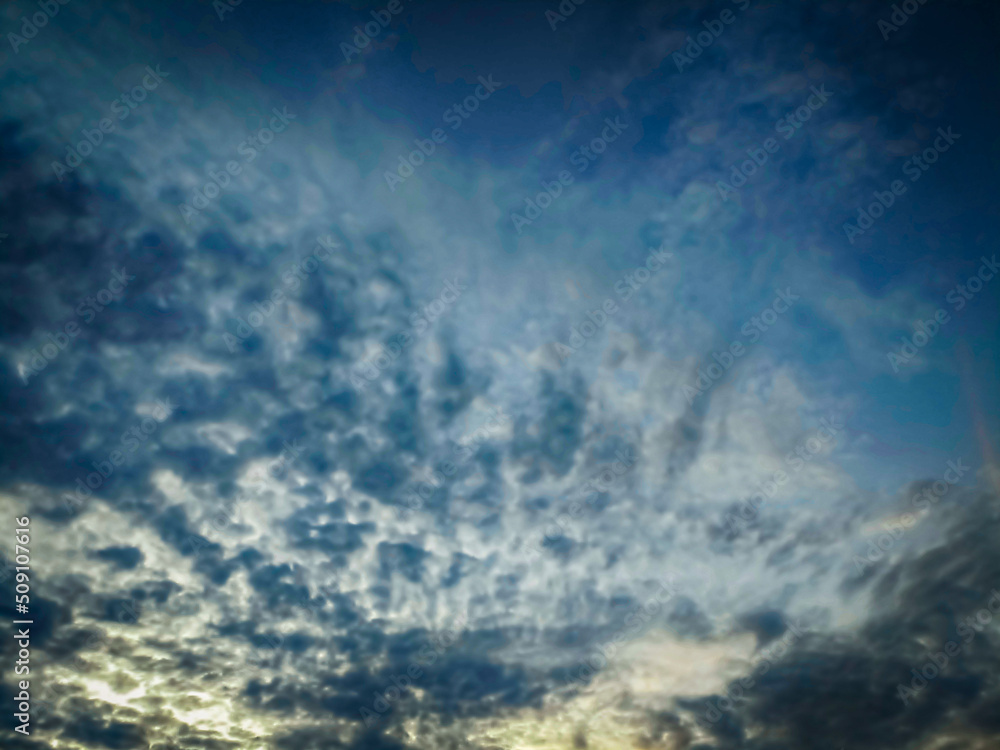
left=2, top=0, right=1000, bottom=749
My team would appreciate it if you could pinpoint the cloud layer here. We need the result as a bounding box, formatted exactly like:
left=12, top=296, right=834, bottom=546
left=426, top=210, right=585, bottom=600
left=2, top=0, right=1000, bottom=748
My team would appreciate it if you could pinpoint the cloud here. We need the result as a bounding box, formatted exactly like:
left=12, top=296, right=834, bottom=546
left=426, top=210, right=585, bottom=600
left=1, top=0, right=997, bottom=748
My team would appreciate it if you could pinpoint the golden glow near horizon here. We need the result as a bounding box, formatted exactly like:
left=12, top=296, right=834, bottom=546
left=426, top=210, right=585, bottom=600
left=458, top=631, right=756, bottom=750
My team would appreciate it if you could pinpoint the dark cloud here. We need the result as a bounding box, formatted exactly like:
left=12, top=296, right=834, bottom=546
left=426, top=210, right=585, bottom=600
left=93, top=546, right=144, bottom=570
left=378, top=542, right=430, bottom=584
left=677, top=491, right=1000, bottom=749
left=2, top=0, right=998, bottom=748
left=61, top=715, right=146, bottom=750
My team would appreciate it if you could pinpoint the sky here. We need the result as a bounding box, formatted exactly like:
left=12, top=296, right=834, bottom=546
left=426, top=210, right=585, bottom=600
left=1, top=0, right=1000, bottom=749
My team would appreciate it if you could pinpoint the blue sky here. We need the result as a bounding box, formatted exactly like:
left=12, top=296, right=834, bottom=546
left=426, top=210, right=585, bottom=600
left=2, top=1, right=1000, bottom=749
